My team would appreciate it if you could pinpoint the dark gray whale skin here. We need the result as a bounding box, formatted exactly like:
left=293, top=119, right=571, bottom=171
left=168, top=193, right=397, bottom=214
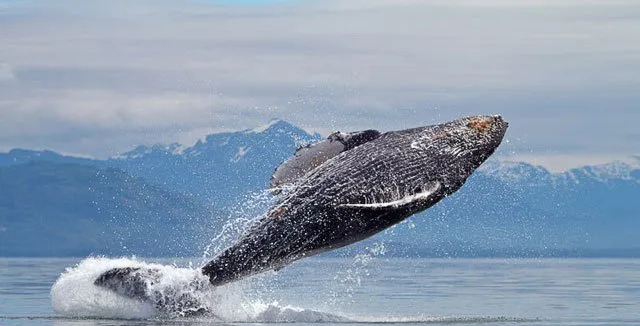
left=202, top=115, right=508, bottom=286
left=94, top=115, right=508, bottom=308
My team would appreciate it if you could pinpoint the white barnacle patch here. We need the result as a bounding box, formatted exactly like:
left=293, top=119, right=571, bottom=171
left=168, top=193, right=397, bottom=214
left=410, top=132, right=441, bottom=151
left=445, top=145, right=471, bottom=158
left=412, top=137, right=468, bottom=158
left=340, top=182, right=441, bottom=209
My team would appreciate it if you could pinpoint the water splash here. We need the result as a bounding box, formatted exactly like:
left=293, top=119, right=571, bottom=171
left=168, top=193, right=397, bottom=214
left=201, top=189, right=277, bottom=264
left=50, top=256, right=350, bottom=322
left=330, top=242, right=387, bottom=305
left=51, top=257, right=158, bottom=319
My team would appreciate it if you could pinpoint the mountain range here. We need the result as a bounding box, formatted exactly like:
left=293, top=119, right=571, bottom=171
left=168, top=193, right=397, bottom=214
left=0, top=162, right=212, bottom=256
left=0, top=119, right=638, bottom=257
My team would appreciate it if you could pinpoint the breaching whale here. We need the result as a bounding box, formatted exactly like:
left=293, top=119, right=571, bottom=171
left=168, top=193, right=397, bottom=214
left=94, top=115, right=508, bottom=313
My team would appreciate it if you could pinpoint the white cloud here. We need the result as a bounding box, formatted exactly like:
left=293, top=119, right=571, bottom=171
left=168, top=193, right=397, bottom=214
left=0, top=63, right=14, bottom=82
left=0, top=0, right=639, bottom=169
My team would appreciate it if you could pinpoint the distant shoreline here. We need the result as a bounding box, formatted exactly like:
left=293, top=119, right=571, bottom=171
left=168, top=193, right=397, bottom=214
left=3, top=248, right=640, bottom=259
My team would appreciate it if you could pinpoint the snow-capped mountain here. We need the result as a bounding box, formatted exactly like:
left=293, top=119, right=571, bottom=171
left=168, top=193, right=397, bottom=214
left=106, top=119, right=321, bottom=204
left=478, top=158, right=640, bottom=186
left=478, top=161, right=554, bottom=185
left=0, top=148, right=98, bottom=167
left=559, top=159, right=640, bottom=184
left=112, top=143, right=185, bottom=160
left=0, top=161, right=211, bottom=257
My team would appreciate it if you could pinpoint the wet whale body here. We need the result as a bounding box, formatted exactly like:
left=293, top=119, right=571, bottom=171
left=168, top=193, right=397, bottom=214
left=95, top=115, right=508, bottom=314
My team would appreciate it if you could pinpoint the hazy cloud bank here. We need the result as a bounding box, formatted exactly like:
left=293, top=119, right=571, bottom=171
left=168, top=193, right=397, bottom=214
left=1, top=0, right=638, bottom=169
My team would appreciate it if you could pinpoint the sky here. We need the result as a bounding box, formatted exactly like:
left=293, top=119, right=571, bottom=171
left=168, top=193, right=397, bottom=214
left=0, top=0, right=639, bottom=171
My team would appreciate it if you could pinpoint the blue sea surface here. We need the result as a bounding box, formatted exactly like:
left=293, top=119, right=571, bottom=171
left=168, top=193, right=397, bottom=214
left=1, top=257, right=639, bottom=325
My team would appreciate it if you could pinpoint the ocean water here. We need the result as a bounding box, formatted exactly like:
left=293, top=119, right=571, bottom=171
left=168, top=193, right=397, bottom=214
left=0, top=257, right=639, bottom=325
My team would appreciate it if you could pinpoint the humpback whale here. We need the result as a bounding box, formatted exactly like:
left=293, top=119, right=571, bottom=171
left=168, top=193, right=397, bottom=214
left=94, top=115, right=508, bottom=313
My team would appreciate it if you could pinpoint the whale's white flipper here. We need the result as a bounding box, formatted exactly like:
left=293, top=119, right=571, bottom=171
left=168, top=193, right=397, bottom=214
left=339, top=182, right=441, bottom=210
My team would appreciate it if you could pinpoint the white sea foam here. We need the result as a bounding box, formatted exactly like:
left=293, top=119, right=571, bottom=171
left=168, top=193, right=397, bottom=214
left=51, top=257, right=157, bottom=319
left=50, top=256, right=348, bottom=322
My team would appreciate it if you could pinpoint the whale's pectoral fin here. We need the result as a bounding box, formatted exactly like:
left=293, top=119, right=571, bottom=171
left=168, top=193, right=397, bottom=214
left=338, top=182, right=442, bottom=210
left=94, top=267, right=160, bottom=301
left=270, top=129, right=381, bottom=190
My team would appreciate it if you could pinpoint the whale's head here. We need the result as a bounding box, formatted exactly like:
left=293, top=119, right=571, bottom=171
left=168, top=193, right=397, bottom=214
left=448, top=115, right=508, bottom=162
left=404, top=115, right=508, bottom=191
left=410, top=115, right=507, bottom=160
left=458, top=115, right=508, bottom=162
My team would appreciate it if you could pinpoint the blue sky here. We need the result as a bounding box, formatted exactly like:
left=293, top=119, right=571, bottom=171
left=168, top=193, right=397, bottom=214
left=0, top=0, right=639, bottom=170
